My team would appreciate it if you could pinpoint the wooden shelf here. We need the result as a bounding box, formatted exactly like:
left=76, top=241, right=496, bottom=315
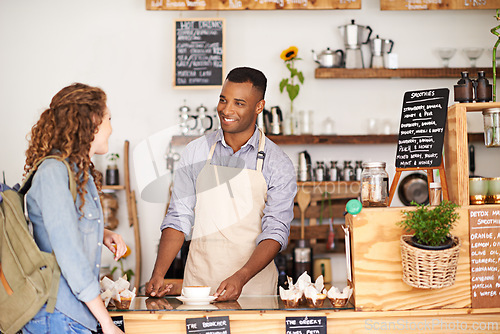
left=102, top=185, right=126, bottom=191
left=172, top=133, right=484, bottom=146
left=267, top=134, right=397, bottom=145
left=314, top=67, right=493, bottom=79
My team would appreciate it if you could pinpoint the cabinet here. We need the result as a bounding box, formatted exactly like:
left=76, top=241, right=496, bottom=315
left=102, top=140, right=141, bottom=292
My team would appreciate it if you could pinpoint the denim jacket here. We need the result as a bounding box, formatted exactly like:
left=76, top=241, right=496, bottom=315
left=26, top=158, right=104, bottom=331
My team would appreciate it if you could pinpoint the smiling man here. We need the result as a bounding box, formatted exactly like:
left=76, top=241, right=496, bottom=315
left=146, top=67, right=297, bottom=301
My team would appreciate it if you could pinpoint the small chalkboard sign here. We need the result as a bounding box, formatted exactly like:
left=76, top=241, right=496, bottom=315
left=93, top=316, right=125, bottom=333
left=395, top=88, right=449, bottom=169
left=285, top=316, right=327, bottom=334
left=186, top=316, right=231, bottom=334
left=469, top=208, right=500, bottom=308
left=174, top=18, right=225, bottom=89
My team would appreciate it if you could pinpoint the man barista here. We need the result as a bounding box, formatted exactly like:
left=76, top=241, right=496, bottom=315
left=146, top=67, right=297, bottom=301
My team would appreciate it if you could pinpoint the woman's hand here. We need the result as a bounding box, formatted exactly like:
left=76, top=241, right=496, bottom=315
left=103, top=229, right=127, bottom=261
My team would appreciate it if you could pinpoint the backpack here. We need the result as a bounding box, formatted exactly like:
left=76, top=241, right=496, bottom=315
left=0, top=156, right=76, bottom=334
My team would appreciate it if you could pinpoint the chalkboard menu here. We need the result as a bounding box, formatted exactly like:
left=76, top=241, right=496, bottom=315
left=174, top=18, right=225, bottom=88
left=285, top=316, right=327, bottom=334
left=186, top=316, right=231, bottom=334
left=395, top=88, right=449, bottom=169
left=469, top=208, right=500, bottom=308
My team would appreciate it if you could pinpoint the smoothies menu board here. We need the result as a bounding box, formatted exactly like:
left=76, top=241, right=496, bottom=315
left=395, top=88, right=449, bottom=169
left=470, top=208, right=500, bottom=308
left=174, top=18, right=224, bottom=88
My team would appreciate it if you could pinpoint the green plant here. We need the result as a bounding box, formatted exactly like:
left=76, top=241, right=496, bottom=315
left=107, top=153, right=120, bottom=163
left=279, top=46, right=304, bottom=114
left=397, top=200, right=460, bottom=247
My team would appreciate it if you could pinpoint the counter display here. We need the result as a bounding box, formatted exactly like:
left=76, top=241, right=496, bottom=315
left=109, top=296, right=500, bottom=333
left=107, top=295, right=354, bottom=312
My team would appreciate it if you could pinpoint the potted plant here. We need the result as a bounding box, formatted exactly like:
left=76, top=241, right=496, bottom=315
left=397, top=201, right=461, bottom=289
left=105, top=153, right=120, bottom=186
left=279, top=46, right=304, bottom=135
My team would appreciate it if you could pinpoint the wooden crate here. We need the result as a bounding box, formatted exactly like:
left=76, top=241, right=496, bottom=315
left=444, top=102, right=500, bottom=206
left=346, top=206, right=471, bottom=311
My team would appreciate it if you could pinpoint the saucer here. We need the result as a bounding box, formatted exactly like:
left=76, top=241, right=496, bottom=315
left=176, top=304, right=218, bottom=310
left=176, top=295, right=216, bottom=306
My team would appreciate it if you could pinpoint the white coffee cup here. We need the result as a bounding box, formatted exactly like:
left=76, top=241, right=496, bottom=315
left=182, top=286, right=211, bottom=299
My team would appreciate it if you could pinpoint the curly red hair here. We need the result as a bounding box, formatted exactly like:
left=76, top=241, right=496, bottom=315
left=24, top=83, right=107, bottom=212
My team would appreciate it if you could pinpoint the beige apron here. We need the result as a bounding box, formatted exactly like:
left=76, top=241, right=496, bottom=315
left=183, top=129, right=278, bottom=296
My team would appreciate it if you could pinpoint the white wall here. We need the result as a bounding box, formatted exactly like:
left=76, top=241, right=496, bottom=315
left=1, top=0, right=499, bottom=288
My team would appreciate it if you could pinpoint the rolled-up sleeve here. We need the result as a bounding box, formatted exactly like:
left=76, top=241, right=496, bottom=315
left=257, top=148, right=297, bottom=251
left=161, top=140, right=206, bottom=237
left=29, top=161, right=100, bottom=302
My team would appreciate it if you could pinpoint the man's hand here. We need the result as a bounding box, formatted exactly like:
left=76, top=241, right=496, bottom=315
left=214, top=271, right=247, bottom=302
left=145, top=297, right=173, bottom=310
left=146, top=228, right=184, bottom=297
left=214, top=240, right=281, bottom=301
left=145, top=276, right=172, bottom=298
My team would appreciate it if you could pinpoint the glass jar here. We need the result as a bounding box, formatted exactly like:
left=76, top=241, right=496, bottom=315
left=105, top=164, right=120, bottom=185
left=429, top=182, right=442, bottom=206
left=361, top=161, right=389, bottom=207
left=482, top=108, right=500, bottom=147
left=299, top=110, right=314, bottom=134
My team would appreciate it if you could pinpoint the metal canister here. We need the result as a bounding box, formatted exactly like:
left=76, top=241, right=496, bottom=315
left=361, top=161, right=389, bottom=207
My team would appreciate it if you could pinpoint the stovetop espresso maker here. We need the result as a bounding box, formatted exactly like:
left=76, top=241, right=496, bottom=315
left=338, top=19, right=372, bottom=69
left=369, top=35, right=394, bottom=68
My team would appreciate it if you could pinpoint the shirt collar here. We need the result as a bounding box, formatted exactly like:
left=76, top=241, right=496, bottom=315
left=216, top=125, right=260, bottom=150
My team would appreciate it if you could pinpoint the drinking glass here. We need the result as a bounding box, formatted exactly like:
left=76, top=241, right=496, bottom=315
left=463, top=47, right=483, bottom=68
left=436, top=48, right=456, bottom=68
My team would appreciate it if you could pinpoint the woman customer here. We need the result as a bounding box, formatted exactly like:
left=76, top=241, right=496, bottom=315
left=22, top=83, right=126, bottom=334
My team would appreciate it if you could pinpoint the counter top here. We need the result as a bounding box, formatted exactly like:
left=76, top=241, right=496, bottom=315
left=107, top=295, right=354, bottom=313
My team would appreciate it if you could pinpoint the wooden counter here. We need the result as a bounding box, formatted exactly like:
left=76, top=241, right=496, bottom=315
left=110, top=296, right=500, bottom=333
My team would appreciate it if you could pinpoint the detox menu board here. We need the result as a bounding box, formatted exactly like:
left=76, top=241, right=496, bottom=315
left=174, top=18, right=224, bottom=88
left=395, top=88, right=449, bottom=169
left=470, top=208, right=500, bottom=308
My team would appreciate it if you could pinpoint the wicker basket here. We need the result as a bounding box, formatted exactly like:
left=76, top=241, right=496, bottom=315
left=400, top=235, right=461, bottom=289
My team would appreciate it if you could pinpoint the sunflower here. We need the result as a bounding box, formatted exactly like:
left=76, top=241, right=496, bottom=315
left=280, top=46, right=298, bottom=61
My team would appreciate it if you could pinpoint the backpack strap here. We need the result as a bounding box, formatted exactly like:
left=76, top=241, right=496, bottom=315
left=45, top=263, right=60, bottom=313
left=19, top=155, right=77, bottom=202
left=18, top=155, right=76, bottom=314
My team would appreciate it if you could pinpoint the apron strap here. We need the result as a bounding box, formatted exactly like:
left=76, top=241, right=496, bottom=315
left=256, top=128, right=266, bottom=172
left=206, top=133, right=219, bottom=162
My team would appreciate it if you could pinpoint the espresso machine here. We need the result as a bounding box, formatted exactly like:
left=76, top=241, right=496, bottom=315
left=338, top=19, right=372, bottom=69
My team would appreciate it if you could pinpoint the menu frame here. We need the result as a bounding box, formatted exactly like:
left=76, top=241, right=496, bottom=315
left=149, top=0, right=361, bottom=10
left=173, top=18, right=225, bottom=89
left=469, top=207, right=500, bottom=308
left=380, top=0, right=497, bottom=10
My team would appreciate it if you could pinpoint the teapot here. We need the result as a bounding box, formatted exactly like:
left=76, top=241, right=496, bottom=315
left=311, top=48, right=344, bottom=68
